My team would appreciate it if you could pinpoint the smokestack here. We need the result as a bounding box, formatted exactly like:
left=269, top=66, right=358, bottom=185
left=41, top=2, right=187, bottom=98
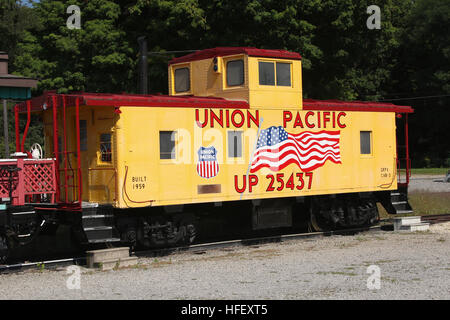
left=0, top=52, right=8, bottom=75
left=137, top=36, right=148, bottom=94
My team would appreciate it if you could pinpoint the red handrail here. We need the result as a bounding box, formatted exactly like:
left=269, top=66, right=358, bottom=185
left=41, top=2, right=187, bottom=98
left=14, top=104, right=20, bottom=152
left=20, top=100, right=31, bottom=152
left=75, top=97, right=82, bottom=203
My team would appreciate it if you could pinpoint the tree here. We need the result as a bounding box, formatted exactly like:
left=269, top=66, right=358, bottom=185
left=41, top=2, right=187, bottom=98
left=13, top=0, right=136, bottom=94
left=300, top=0, right=413, bottom=100
left=0, top=0, right=40, bottom=67
left=7, top=0, right=449, bottom=166
left=391, top=0, right=450, bottom=167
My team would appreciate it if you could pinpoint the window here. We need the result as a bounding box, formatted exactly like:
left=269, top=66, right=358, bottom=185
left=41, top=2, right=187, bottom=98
left=226, top=60, right=244, bottom=86
left=228, top=131, right=242, bottom=158
left=259, top=61, right=275, bottom=85
left=160, top=131, right=176, bottom=159
left=360, top=131, right=372, bottom=154
left=100, top=133, right=112, bottom=162
left=259, top=61, right=292, bottom=86
left=276, top=62, right=291, bottom=86
left=80, top=120, right=87, bottom=151
left=174, top=67, right=190, bottom=92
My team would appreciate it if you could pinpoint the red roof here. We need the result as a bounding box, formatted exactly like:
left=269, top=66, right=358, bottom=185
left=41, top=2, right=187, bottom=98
left=15, top=91, right=250, bottom=113
left=16, top=92, right=413, bottom=114
left=169, top=47, right=302, bottom=65
left=303, top=99, right=413, bottom=113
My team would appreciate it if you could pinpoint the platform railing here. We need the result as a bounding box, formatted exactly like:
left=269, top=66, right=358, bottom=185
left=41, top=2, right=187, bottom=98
left=0, top=158, right=57, bottom=206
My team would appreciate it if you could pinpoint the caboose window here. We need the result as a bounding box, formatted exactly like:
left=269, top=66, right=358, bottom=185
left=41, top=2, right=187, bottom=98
left=228, top=131, right=242, bottom=158
left=100, top=133, right=112, bottom=162
left=227, top=60, right=244, bottom=86
left=80, top=120, right=87, bottom=151
left=360, top=131, right=372, bottom=154
left=160, top=131, right=176, bottom=160
left=174, top=67, right=190, bottom=92
left=258, top=61, right=275, bottom=85
left=276, top=62, right=291, bottom=86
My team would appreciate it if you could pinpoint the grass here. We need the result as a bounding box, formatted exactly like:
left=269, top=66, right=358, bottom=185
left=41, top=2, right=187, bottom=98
left=409, top=168, right=449, bottom=175
left=408, top=192, right=450, bottom=215
left=362, top=259, right=397, bottom=266
left=378, top=192, right=450, bottom=219
left=381, top=276, right=398, bottom=284
left=317, top=271, right=357, bottom=276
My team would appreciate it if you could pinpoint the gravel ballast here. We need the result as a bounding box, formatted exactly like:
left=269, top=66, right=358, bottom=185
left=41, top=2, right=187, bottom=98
left=1, top=223, right=449, bottom=300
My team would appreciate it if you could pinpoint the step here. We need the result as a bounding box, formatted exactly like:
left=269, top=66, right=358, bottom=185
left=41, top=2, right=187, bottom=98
left=398, top=222, right=430, bottom=232
left=392, top=201, right=410, bottom=211
left=394, top=209, right=414, bottom=215
left=83, top=226, right=114, bottom=241
left=86, top=247, right=131, bottom=268
left=391, top=201, right=408, bottom=206
left=94, top=256, right=138, bottom=271
left=88, top=238, right=121, bottom=244
left=82, top=214, right=114, bottom=228
left=390, top=193, right=406, bottom=202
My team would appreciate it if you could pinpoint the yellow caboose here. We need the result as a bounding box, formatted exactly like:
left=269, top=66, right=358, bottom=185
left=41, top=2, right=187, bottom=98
left=13, top=47, right=413, bottom=247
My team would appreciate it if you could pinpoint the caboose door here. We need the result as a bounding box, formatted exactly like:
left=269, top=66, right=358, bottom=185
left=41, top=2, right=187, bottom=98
left=70, top=114, right=90, bottom=202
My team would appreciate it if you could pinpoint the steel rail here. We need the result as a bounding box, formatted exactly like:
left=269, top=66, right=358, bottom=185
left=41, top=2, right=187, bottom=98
left=133, top=225, right=385, bottom=258
left=2, top=214, right=449, bottom=274
left=421, top=213, right=450, bottom=224
left=0, top=226, right=385, bottom=273
left=381, top=213, right=450, bottom=225
left=0, top=257, right=85, bottom=274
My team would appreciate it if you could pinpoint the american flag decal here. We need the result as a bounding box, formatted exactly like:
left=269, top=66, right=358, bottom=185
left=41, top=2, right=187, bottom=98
left=197, top=146, right=219, bottom=178
left=250, top=126, right=342, bottom=173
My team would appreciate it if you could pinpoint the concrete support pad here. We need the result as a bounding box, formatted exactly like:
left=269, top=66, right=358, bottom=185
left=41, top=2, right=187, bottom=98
left=393, top=216, right=421, bottom=230
left=86, top=247, right=137, bottom=269
left=95, top=256, right=139, bottom=271
left=398, top=223, right=430, bottom=232
left=392, top=216, right=430, bottom=232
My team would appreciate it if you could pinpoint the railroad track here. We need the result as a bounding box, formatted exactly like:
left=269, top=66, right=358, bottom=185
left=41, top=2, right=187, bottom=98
left=132, top=224, right=385, bottom=257
left=1, top=225, right=384, bottom=274
left=0, top=257, right=85, bottom=274
left=2, top=215, right=448, bottom=274
left=421, top=213, right=450, bottom=224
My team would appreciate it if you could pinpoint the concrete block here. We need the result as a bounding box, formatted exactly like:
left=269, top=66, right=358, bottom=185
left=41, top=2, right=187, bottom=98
left=393, top=216, right=421, bottom=230
left=399, top=223, right=430, bottom=232
left=86, top=247, right=130, bottom=268
left=95, top=256, right=138, bottom=271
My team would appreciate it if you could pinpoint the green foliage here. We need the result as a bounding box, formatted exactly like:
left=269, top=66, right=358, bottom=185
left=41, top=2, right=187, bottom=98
left=13, top=0, right=136, bottom=94
left=0, top=0, right=41, bottom=67
left=399, top=0, right=450, bottom=95
left=393, top=0, right=450, bottom=167
left=0, top=0, right=448, bottom=164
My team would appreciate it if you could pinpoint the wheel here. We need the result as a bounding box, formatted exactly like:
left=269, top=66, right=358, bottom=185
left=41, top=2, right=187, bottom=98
left=179, top=214, right=198, bottom=245
left=308, top=201, right=330, bottom=232
left=184, top=223, right=197, bottom=244
left=0, top=235, right=9, bottom=264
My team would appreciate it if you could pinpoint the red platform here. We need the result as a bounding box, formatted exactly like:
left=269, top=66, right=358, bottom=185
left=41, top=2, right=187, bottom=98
left=0, top=158, right=56, bottom=206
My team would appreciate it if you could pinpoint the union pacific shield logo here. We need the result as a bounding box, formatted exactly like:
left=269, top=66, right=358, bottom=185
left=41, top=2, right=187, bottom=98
left=197, top=146, right=219, bottom=178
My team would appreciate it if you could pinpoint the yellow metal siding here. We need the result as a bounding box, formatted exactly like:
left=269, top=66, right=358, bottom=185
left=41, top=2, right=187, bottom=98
left=247, top=57, right=303, bottom=109
left=169, top=54, right=302, bottom=110
left=111, top=107, right=397, bottom=209
left=169, top=55, right=250, bottom=102
left=43, top=106, right=117, bottom=204
left=40, top=52, right=397, bottom=209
